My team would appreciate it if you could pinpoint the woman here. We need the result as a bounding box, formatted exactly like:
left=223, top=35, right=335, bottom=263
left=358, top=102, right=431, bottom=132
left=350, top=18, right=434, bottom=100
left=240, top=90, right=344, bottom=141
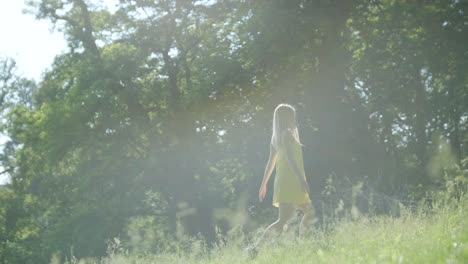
left=253, top=103, right=315, bottom=251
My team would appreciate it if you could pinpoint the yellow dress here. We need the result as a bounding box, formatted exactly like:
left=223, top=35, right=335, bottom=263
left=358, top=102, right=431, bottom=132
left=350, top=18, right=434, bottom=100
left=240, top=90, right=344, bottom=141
left=272, top=140, right=311, bottom=207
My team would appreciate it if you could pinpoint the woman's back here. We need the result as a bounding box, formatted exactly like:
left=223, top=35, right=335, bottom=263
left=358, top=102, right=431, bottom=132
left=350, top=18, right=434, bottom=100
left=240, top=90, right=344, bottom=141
left=275, top=140, right=305, bottom=180
left=272, top=136, right=309, bottom=207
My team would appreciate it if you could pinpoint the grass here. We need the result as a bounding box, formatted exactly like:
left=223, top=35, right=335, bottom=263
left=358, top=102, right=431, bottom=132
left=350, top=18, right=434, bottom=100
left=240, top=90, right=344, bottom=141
left=66, top=195, right=468, bottom=264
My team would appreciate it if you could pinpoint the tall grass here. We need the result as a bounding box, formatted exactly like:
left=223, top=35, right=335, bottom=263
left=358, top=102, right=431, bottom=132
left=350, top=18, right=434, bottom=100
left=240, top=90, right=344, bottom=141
left=64, top=194, right=468, bottom=264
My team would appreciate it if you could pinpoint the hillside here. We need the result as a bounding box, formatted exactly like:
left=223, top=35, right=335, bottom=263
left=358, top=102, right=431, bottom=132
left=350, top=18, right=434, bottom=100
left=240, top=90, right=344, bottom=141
left=66, top=196, right=468, bottom=264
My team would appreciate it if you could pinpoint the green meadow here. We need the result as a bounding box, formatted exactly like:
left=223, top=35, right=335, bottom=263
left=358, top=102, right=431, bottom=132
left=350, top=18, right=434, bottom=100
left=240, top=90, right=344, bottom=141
left=65, top=195, right=468, bottom=264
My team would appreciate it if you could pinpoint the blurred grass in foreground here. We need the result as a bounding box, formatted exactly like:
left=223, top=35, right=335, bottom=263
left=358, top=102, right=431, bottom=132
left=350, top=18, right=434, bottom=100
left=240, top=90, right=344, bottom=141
left=64, top=194, right=468, bottom=264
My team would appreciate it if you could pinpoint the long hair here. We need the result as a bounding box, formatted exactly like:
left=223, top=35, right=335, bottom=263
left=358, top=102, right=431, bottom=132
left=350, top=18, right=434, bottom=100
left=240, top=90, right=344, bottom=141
left=271, top=104, right=301, bottom=148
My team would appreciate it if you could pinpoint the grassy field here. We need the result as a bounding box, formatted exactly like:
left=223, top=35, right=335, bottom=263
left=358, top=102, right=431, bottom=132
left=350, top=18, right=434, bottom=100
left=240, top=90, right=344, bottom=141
left=66, top=195, right=468, bottom=264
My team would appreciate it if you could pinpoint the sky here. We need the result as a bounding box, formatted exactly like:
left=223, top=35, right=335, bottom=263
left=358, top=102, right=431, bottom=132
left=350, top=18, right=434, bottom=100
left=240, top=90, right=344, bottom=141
left=0, top=0, right=119, bottom=80
left=0, top=1, right=67, bottom=81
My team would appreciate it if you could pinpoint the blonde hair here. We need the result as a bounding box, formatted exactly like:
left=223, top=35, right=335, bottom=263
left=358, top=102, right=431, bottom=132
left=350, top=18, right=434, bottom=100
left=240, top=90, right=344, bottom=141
left=271, top=103, right=301, bottom=148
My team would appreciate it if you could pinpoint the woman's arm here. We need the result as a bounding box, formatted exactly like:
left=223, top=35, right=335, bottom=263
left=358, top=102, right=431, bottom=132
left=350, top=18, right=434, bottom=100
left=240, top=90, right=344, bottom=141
left=283, top=132, right=310, bottom=194
left=259, top=143, right=277, bottom=201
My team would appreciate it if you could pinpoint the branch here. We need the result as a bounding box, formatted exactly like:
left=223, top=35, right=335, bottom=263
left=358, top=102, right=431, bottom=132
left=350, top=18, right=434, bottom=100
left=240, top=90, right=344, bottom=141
left=0, top=167, right=13, bottom=175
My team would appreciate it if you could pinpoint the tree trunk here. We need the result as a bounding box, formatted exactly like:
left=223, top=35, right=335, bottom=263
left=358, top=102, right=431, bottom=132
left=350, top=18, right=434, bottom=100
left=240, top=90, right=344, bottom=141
left=448, top=84, right=462, bottom=165
left=74, top=0, right=101, bottom=59
left=162, top=49, right=180, bottom=105
left=413, top=68, right=428, bottom=171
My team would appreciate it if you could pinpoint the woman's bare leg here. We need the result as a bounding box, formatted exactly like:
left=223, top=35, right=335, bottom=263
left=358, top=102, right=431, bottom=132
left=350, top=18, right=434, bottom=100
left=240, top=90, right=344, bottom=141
left=298, top=203, right=316, bottom=238
left=254, top=203, right=295, bottom=248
